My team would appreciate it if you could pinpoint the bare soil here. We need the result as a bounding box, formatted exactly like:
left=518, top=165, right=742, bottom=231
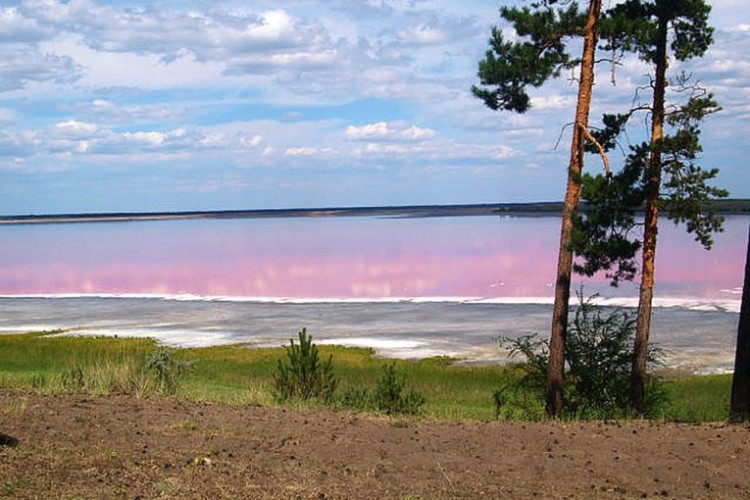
left=1, top=390, right=749, bottom=499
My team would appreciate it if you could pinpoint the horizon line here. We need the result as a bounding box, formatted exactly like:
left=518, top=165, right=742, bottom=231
left=1, top=198, right=748, bottom=225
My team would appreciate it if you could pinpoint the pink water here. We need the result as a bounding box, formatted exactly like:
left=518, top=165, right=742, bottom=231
left=1, top=215, right=746, bottom=301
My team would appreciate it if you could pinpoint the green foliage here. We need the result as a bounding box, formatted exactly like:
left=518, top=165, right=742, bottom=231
left=274, top=328, right=337, bottom=403
left=500, top=293, right=666, bottom=418
left=659, top=374, right=731, bottom=422
left=573, top=0, right=724, bottom=283
left=341, top=363, right=425, bottom=416
left=601, top=0, right=714, bottom=63
left=661, top=94, right=728, bottom=248
left=62, top=365, right=85, bottom=391
left=472, top=3, right=585, bottom=113
left=572, top=157, right=644, bottom=285
left=573, top=92, right=726, bottom=282
left=146, top=348, right=194, bottom=395
left=0, top=331, right=731, bottom=422
left=374, top=363, right=426, bottom=415
left=492, top=388, right=505, bottom=420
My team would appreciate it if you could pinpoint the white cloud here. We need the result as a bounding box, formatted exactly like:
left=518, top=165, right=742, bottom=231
left=55, top=119, right=98, bottom=134
left=243, top=10, right=296, bottom=43
left=241, top=135, right=263, bottom=147
left=284, top=146, right=337, bottom=157
left=0, top=45, right=80, bottom=91
left=354, top=143, right=410, bottom=155
left=1, top=0, right=748, bottom=213
left=0, top=6, right=53, bottom=42
left=399, top=25, right=447, bottom=45
left=346, top=121, right=436, bottom=142
left=0, top=130, right=37, bottom=158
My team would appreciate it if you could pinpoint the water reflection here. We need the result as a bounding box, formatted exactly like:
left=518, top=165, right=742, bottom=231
left=0, top=215, right=746, bottom=299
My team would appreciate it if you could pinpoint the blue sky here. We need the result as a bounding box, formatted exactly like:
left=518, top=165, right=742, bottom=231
left=0, top=0, right=748, bottom=215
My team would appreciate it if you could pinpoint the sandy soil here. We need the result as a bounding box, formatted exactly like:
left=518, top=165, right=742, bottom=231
left=1, top=390, right=749, bottom=499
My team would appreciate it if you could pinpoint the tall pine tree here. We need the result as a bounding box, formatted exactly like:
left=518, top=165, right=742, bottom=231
left=571, top=0, right=726, bottom=413
left=473, top=0, right=603, bottom=417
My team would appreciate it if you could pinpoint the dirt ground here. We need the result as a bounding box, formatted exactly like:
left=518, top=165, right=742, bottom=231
left=1, top=390, right=749, bottom=499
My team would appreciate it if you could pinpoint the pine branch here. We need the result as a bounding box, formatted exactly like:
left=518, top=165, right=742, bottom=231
left=580, top=123, right=611, bottom=176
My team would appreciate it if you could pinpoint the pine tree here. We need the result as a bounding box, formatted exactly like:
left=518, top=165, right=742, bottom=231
left=473, top=0, right=603, bottom=417
left=571, top=0, right=727, bottom=413
left=731, top=228, right=750, bottom=421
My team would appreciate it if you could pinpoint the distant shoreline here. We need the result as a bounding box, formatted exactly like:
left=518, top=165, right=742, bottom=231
left=1, top=199, right=748, bottom=225
left=0, top=203, right=560, bottom=225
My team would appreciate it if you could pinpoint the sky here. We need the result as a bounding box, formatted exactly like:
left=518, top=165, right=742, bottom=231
left=0, top=0, right=748, bottom=216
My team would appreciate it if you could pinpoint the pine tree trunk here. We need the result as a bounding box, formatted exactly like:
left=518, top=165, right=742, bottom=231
left=546, top=0, right=601, bottom=418
left=631, top=17, right=668, bottom=415
left=730, top=226, right=750, bottom=421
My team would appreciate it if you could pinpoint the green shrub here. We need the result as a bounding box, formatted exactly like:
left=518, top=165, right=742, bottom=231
left=340, top=386, right=372, bottom=410
left=274, top=328, right=337, bottom=403
left=374, top=363, right=425, bottom=415
left=341, top=363, right=425, bottom=416
left=499, top=293, right=666, bottom=419
left=146, top=348, right=194, bottom=395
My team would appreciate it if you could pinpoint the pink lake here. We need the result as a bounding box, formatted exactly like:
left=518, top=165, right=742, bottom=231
left=0, top=214, right=747, bottom=302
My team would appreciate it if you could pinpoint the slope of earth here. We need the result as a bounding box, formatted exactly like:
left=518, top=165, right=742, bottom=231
left=0, top=390, right=748, bottom=499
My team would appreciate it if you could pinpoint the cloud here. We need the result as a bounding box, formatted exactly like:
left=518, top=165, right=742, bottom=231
left=285, top=147, right=336, bottom=157
left=55, top=119, right=98, bottom=135
left=0, top=130, right=37, bottom=158
left=18, top=2, right=335, bottom=72
left=398, top=25, right=447, bottom=45
left=0, top=45, right=80, bottom=91
left=1, top=0, right=748, bottom=214
left=0, top=6, right=53, bottom=42
left=353, top=143, right=411, bottom=155
left=346, top=121, right=436, bottom=142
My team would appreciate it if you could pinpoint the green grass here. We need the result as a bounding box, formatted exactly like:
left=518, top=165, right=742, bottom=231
left=0, top=331, right=735, bottom=422
left=658, top=374, right=732, bottom=422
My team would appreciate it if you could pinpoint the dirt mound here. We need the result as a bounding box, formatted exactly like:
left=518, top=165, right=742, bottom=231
left=1, top=390, right=749, bottom=498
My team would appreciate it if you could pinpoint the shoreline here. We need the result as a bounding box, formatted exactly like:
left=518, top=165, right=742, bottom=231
left=0, top=203, right=550, bottom=225
left=0, top=292, right=741, bottom=312
left=0, top=294, right=740, bottom=374
left=2, top=199, right=749, bottom=225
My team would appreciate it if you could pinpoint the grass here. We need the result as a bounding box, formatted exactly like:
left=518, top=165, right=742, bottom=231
left=658, top=373, right=732, bottom=422
left=0, top=331, right=735, bottom=422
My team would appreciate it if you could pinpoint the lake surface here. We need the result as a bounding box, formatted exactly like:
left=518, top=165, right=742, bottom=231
left=1, top=214, right=747, bottom=373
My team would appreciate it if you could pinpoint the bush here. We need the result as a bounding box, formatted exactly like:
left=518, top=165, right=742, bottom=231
left=146, top=348, right=194, bottom=395
left=499, top=292, right=666, bottom=418
left=274, top=328, right=337, bottom=403
left=374, top=363, right=425, bottom=415
left=341, top=363, right=425, bottom=416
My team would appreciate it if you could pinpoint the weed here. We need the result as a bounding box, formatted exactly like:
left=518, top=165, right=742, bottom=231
left=30, top=373, right=47, bottom=390
left=0, top=479, right=33, bottom=496
left=62, top=365, right=85, bottom=391
left=492, top=388, right=505, bottom=420
left=146, top=348, right=194, bottom=396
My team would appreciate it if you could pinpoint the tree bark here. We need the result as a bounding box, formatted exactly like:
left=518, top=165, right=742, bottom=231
left=631, top=16, right=668, bottom=414
left=730, top=226, right=750, bottom=421
left=546, top=0, right=601, bottom=418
